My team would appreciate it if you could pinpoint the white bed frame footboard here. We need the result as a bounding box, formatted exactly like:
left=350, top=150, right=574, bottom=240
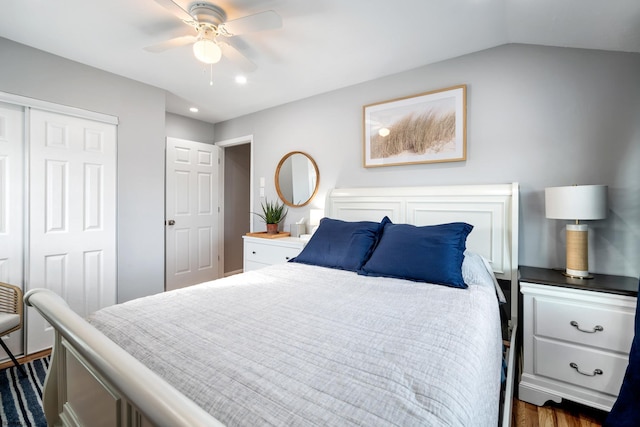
left=24, top=289, right=224, bottom=427
left=25, top=183, right=519, bottom=427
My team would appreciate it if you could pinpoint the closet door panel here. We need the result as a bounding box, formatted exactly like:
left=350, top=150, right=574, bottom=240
left=0, top=102, right=24, bottom=360
left=27, top=109, right=116, bottom=354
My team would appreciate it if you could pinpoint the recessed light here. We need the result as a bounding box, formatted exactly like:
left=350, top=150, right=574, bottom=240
left=189, top=107, right=199, bottom=113
left=235, top=75, right=247, bottom=85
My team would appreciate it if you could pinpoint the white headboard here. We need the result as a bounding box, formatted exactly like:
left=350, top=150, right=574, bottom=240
left=326, top=183, right=519, bottom=323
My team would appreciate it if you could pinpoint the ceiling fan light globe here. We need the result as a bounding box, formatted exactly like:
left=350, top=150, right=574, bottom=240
left=193, top=39, right=222, bottom=64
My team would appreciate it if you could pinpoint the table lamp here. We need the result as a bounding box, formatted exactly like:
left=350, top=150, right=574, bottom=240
left=545, top=185, right=607, bottom=279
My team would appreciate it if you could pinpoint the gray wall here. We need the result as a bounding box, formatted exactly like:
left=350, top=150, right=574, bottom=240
left=215, top=44, right=640, bottom=278
left=166, top=113, right=215, bottom=143
left=0, top=38, right=167, bottom=303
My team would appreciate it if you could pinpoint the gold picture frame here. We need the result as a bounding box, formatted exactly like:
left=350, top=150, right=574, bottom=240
left=363, top=84, right=466, bottom=168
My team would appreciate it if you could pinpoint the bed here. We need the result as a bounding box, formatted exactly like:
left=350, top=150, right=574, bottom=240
left=25, top=183, right=519, bottom=427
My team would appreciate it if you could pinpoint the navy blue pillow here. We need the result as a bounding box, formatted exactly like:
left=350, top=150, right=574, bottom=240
left=358, top=222, right=473, bottom=288
left=290, top=217, right=390, bottom=271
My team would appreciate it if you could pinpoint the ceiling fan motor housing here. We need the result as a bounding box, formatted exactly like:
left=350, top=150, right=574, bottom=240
left=146, top=0, right=279, bottom=72
left=189, top=3, right=227, bottom=26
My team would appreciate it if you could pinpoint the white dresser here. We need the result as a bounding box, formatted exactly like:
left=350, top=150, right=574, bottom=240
left=243, top=235, right=307, bottom=272
left=519, top=266, right=638, bottom=411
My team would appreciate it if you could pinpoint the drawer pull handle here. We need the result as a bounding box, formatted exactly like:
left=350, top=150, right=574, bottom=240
left=570, top=321, right=603, bottom=333
left=569, top=362, right=603, bottom=377
left=285, top=257, right=290, bottom=260
left=252, top=251, right=256, bottom=254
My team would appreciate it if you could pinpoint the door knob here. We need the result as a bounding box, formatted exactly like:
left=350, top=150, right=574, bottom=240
left=166, top=220, right=175, bottom=226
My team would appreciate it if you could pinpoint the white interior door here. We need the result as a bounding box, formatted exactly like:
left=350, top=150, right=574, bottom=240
left=166, top=137, right=220, bottom=291
left=27, top=109, right=117, bottom=354
left=0, top=102, right=24, bottom=360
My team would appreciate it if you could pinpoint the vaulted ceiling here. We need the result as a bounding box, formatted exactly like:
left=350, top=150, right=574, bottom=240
left=1, top=0, right=639, bottom=123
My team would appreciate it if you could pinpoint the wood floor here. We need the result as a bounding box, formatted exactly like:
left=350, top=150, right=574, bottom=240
left=512, top=399, right=608, bottom=427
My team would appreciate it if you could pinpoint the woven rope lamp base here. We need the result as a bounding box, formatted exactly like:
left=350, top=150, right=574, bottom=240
left=565, top=223, right=592, bottom=279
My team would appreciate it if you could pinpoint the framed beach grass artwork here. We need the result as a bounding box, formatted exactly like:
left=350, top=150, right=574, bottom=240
left=363, top=85, right=466, bottom=167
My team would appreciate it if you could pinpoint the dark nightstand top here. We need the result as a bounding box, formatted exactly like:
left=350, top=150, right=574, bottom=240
left=519, top=266, right=638, bottom=297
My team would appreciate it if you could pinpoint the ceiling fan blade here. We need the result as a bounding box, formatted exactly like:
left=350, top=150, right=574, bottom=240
left=219, top=41, right=257, bottom=72
left=144, top=35, right=197, bottom=53
left=221, top=10, right=282, bottom=36
left=154, top=0, right=194, bottom=22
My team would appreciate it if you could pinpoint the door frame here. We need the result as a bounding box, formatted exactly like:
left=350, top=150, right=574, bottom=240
left=0, top=91, right=118, bottom=125
left=215, top=134, right=253, bottom=276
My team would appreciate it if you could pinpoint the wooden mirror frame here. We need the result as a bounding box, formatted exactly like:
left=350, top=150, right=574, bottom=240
left=275, top=151, right=320, bottom=207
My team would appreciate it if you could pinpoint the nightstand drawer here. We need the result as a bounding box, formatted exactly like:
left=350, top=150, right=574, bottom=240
left=534, top=337, right=628, bottom=396
left=534, top=297, right=634, bottom=353
left=245, top=241, right=300, bottom=265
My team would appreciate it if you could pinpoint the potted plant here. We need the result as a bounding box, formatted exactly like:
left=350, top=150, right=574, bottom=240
left=253, top=199, right=288, bottom=234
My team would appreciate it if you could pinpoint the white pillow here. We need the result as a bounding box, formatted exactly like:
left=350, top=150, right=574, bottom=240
left=462, top=251, right=507, bottom=304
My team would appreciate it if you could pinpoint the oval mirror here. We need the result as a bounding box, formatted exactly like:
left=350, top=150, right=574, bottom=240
left=275, top=151, right=320, bottom=207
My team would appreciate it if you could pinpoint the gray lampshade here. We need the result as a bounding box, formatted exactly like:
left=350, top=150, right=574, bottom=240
left=545, top=185, right=607, bottom=220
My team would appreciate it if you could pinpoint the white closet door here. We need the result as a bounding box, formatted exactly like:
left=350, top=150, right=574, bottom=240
left=0, top=102, right=24, bottom=359
left=27, top=109, right=117, bottom=354
left=165, top=137, right=220, bottom=291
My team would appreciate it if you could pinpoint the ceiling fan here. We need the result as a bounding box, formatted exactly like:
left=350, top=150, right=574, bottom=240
left=146, top=0, right=282, bottom=72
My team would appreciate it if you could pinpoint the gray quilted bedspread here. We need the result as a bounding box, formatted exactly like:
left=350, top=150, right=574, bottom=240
left=89, top=258, right=501, bottom=426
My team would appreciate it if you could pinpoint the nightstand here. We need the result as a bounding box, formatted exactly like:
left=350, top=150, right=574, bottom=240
left=518, top=266, right=638, bottom=411
left=243, top=235, right=307, bottom=272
